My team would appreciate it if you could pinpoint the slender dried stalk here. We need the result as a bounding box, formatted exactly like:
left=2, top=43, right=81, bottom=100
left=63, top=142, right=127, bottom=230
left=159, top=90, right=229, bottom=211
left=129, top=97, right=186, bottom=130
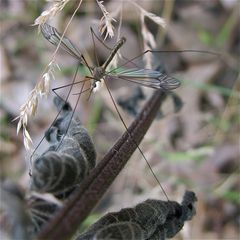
left=17, top=0, right=83, bottom=150
left=37, top=89, right=167, bottom=240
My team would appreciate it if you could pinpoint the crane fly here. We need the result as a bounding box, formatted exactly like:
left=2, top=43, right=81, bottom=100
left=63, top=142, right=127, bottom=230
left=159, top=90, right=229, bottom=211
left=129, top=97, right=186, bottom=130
left=35, top=23, right=183, bottom=201
left=36, top=23, right=222, bottom=200
left=41, top=23, right=181, bottom=93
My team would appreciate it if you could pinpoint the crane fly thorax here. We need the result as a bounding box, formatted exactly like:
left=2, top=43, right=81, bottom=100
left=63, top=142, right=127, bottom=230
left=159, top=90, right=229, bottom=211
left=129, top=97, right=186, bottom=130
left=92, top=66, right=105, bottom=87
left=93, top=67, right=105, bottom=81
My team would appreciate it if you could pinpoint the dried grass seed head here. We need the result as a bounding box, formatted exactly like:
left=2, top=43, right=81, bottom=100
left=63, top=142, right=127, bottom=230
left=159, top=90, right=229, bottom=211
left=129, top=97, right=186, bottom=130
left=96, top=0, right=116, bottom=40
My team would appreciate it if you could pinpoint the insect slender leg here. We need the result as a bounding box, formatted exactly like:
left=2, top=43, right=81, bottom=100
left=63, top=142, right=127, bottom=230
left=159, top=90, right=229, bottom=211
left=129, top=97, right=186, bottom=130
left=90, top=27, right=100, bottom=67
left=108, top=49, right=221, bottom=74
left=90, top=27, right=112, bottom=51
left=86, top=86, right=95, bottom=102
left=72, top=87, right=92, bottom=96
left=52, top=78, right=91, bottom=93
left=103, top=77, right=169, bottom=201
left=80, top=55, right=94, bottom=76
left=55, top=79, right=86, bottom=151
left=52, top=78, right=92, bottom=99
left=30, top=64, right=81, bottom=173
left=89, top=27, right=139, bottom=68
left=89, top=25, right=139, bottom=67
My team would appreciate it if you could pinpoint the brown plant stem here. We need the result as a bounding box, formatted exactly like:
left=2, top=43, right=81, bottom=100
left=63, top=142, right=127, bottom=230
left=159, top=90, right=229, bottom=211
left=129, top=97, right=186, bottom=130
left=37, top=89, right=167, bottom=240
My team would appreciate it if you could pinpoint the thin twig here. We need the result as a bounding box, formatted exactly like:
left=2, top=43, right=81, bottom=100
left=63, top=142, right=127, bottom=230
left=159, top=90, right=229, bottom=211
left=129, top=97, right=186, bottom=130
left=37, top=89, right=167, bottom=240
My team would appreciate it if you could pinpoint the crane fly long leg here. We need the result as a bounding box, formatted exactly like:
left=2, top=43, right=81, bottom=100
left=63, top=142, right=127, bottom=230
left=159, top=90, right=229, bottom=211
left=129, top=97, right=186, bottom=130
left=90, top=27, right=112, bottom=51
left=90, top=27, right=100, bottom=67
left=55, top=80, right=86, bottom=151
left=89, top=27, right=139, bottom=68
left=72, top=87, right=92, bottom=96
left=30, top=64, right=81, bottom=168
left=52, top=77, right=92, bottom=97
left=104, top=77, right=169, bottom=201
left=108, top=49, right=221, bottom=73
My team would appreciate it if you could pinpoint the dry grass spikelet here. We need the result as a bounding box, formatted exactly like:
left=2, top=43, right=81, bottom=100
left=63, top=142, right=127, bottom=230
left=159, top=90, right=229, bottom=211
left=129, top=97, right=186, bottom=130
left=15, top=60, right=59, bottom=151
left=96, top=0, right=116, bottom=40
left=18, top=0, right=83, bottom=150
left=129, top=1, right=166, bottom=68
left=33, top=0, right=71, bottom=30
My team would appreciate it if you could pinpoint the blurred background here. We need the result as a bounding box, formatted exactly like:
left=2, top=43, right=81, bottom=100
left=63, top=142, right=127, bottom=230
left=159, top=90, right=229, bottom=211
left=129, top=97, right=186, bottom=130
left=0, top=0, right=239, bottom=239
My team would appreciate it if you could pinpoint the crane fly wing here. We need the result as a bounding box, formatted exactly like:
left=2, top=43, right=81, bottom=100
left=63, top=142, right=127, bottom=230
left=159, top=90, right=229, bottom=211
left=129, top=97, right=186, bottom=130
left=112, top=68, right=161, bottom=78
left=117, top=76, right=180, bottom=90
left=108, top=68, right=181, bottom=90
left=40, top=23, right=83, bottom=62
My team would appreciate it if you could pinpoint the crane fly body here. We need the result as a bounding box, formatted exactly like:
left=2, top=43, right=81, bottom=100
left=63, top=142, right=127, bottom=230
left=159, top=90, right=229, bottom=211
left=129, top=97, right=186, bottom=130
left=40, top=23, right=181, bottom=92
left=37, top=23, right=182, bottom=201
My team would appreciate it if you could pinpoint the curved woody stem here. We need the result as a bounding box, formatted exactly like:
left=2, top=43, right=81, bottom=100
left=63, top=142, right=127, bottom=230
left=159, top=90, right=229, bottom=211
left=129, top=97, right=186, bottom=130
left=37, top=89, right=167, bottom=240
